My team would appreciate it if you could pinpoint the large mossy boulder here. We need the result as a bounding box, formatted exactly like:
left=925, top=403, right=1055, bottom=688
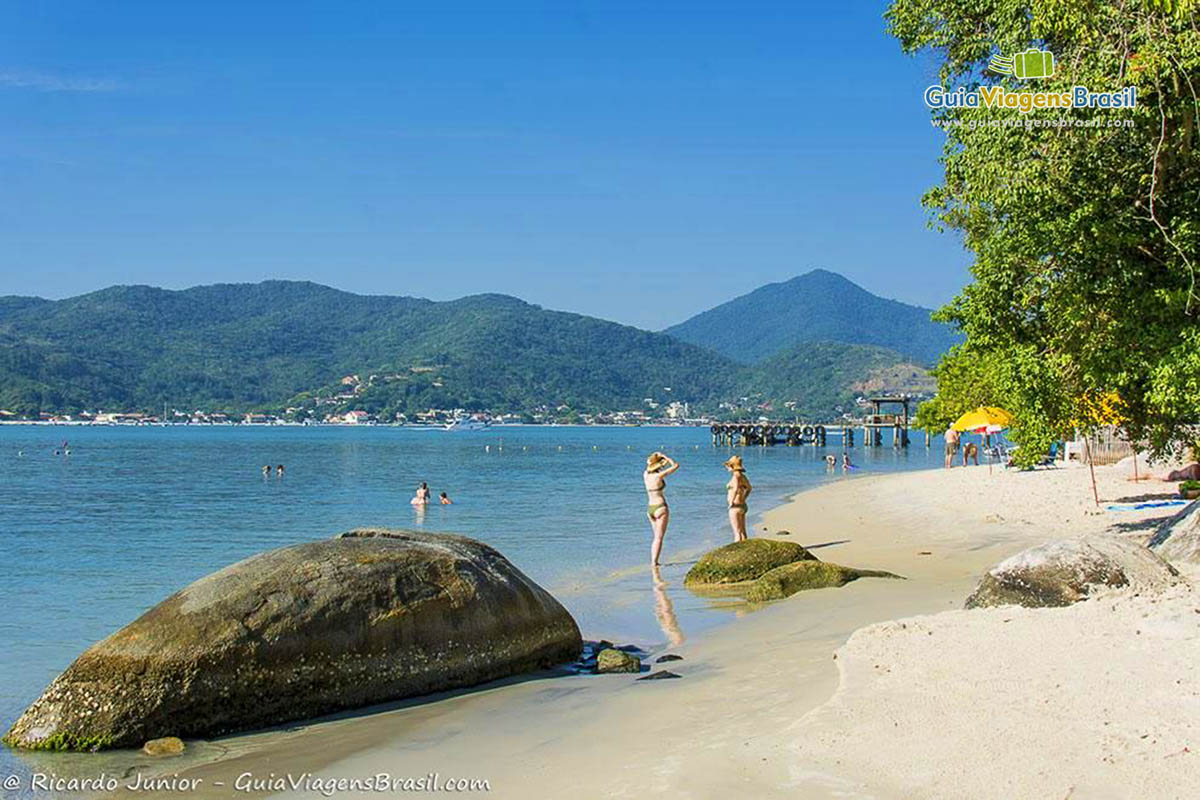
left=965, top=536, right=1180, bottom=610
left=5, top=529, right=581, bottom=751
left=745, top=561, right=903, bottom=603
left=1148, top=499, right=1200, bottom=564
left=684, top=539, right=816, bottom=588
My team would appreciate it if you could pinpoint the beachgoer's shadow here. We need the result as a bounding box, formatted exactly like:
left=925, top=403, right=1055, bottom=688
left=651, top=566, right=685, bottom=647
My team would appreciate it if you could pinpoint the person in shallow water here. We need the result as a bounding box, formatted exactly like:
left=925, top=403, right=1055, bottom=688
left=411, top=482, right=431, bottom=506
left=439, top=491, right=452, bottom=505
left=262, top=464, right=271, bottom=478
left=724, top=454, right=752, bottom=542
left=644, top=451, right=679, bottom=566
left=276, top=464, right=284, bottom=477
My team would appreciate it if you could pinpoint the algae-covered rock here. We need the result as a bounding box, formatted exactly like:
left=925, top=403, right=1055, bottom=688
left=684, top=539, right=816, bottom=587
left=745, top=561, right=903, bottom=602
left=965, top=536, right=1180, bottom=609
left=142, top=737, right=185, bottom=757
left=5, top=529, right=581, bottom=751
left=596, top=648, right=641, bottom=674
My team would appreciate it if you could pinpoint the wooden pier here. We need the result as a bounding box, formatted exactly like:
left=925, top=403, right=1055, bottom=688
left=711, top=396, right=914, bottom=448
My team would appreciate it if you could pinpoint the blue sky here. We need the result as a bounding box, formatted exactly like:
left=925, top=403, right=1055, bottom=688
left=0, top=1, right=967, bottom=329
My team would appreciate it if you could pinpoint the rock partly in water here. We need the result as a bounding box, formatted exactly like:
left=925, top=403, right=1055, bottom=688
left=637, top=671, right=681, bottom=681
left=745, top=561, right=903, bottom=602
left=5, top=529, right=581, bottom=751
left=965, top=536, right=1180, bottom=610
left=655, top=654, right=683, bottom=663
left=142, top=737, right=185, bottom=757
left=684, top=539, right=816, bottom=587
left=1148, top=500, right=1200, bottom=564
left=597, top=648, right=641, bottom=674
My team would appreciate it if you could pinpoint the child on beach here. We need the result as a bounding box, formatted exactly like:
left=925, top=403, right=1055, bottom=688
left=963, top=442, right=979, bottom=466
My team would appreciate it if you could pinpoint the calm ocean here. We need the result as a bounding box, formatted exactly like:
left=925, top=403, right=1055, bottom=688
left=0, top=424, right=945, bottom=786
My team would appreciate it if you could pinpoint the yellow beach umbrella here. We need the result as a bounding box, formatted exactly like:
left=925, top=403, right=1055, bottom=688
left=951, top=406, right=1013, bottom=433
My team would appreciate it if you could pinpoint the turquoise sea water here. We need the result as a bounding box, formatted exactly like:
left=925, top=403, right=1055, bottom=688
left=0, top=424, right=944, bottom=787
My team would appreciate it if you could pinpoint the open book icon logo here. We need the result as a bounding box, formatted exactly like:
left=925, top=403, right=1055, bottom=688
left=989, top=49, right=1055, bottom=79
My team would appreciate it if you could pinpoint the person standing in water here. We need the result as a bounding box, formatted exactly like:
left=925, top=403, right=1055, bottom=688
left=439, top=491, right=452, bottom=505
left=724, top=455, right=752, bottom=542
left=411, top=482, right=431, bottom=506
left=644, top=452, right=679, bottom=566
left=944, top=425, right=960, bottom=468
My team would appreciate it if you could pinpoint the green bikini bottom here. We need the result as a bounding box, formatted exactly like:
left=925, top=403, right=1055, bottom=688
left=647, top=503, right=667, bottom=521
left=729, top=503, right=748, bottom=512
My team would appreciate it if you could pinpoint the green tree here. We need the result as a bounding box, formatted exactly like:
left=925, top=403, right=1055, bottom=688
left=888, top=0, right=1200, bottom=463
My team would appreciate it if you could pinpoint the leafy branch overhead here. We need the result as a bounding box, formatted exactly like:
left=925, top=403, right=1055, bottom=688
left=888, top=0, right=1200, bottom=461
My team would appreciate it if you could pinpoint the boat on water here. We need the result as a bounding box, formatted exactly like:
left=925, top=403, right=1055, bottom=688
left=444, top=415, right=491, bottom=432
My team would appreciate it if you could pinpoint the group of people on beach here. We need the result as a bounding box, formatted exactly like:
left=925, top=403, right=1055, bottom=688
left=643, top=452, right=751, bottom=566
left=943, top=427, right=980, bottom=468
left=410, top=482, right=452, bottom=506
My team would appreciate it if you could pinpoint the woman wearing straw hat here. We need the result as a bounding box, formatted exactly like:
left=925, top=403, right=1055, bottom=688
left=644, top=451, right=679, bottom=566
left=724, top=455, right=752, bottom=542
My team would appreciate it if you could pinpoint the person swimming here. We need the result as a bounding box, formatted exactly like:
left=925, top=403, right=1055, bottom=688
left=439, top=491, right=452, bottom=505
left=724, top=454, right=752, bottom=542
left=262, top=464, right=271, bottom=477
left=411, top=482, right=431, bottom=506
left=644, top=451, right=679, bottom=566
left=276, top=464, right=285, bottom=477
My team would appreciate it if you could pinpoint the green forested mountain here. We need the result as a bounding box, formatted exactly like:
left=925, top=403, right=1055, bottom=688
left=733, top=341, right=934, bottom=418
left=0, top=282, right=737, bottom=416
left=0, top=279, right=934, bottom=420
left=664, top=269, right=960, bottom=366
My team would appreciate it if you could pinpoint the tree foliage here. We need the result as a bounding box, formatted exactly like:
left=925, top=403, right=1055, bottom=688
left=888, top=0, right=1200, bottom=463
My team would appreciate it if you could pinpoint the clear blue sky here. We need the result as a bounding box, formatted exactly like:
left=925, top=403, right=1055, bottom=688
left=0, top=1, right=968, bottom=329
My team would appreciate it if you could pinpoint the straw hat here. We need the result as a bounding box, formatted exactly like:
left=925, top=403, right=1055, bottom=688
left=724, top=454, right=745, bottom=471
left=646, top=451, right=670, bottom=471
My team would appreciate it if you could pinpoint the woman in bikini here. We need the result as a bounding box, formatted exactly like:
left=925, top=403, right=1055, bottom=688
left=724, top=454, right=752, bottom=542
left=644, top=452, right=679, bottom=566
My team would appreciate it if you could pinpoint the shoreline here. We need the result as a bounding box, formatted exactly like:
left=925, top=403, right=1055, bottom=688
left=96, top=460, right=1187, bottom=798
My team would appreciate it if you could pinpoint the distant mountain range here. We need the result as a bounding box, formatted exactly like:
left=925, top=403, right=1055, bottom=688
left=0, top=272, right=951, bottom=420
left=664, top=269, right=960, bottom=366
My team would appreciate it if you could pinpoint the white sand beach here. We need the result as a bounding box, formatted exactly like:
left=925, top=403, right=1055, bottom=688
left=115, top=461, right=1197, bottom=800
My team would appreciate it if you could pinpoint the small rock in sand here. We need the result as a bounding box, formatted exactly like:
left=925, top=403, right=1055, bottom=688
left=597, top=648, right=641, bottom=674
left=142, top=737, right=185, bottom=756
left=655, top=654, right=683, bottom=663
left=637, top=671, right=681, bottom=681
